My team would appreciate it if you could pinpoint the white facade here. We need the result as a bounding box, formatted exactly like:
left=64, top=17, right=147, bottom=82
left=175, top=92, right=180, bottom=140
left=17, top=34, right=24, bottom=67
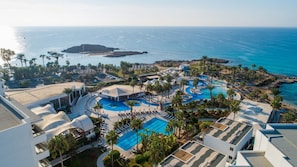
left=235, top=124, right=297, bottom=167
left=203, top=117, right=253, bottom=162
left=0, top=96, right=50, bottom=167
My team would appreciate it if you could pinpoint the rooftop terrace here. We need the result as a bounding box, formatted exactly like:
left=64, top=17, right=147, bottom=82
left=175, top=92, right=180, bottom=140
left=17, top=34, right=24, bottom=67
left=207, top=117, right=252, bottom=145
left=262, top=124, right=297, bottom=166
left=240, top=151, right=273, bottom=167
left=159, top=141, right=226, bottom=167
left=0, top=97, right=23, bottom=131
left=5, top=82, right=84, bottom=105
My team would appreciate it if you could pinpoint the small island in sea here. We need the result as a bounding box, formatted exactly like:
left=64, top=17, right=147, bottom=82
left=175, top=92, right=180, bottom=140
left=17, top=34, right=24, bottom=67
left=62, top=44, right=148, bottom=57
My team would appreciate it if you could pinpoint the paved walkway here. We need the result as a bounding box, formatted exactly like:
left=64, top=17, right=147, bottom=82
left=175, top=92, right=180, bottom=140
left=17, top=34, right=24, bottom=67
left=97, top=150, right=109, bottom=167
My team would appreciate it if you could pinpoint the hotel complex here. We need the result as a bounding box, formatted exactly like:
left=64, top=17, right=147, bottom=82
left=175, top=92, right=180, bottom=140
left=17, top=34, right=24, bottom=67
left=0, top=96, right=50, bottom=167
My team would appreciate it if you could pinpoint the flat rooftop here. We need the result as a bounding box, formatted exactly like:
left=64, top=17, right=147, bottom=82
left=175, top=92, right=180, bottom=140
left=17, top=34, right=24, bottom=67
left=5, top=82, right=84, bottom=105
left=0, top=97, right=23, bottom=131
left=228, top=99, right=272, bottom=129
left=159, top=141, right=225, bottom=167
left=240, top=152, right=273, bottom=167
left=207, top=117, right=252, bottom=145
left=262, top=124, right=297, bottom=166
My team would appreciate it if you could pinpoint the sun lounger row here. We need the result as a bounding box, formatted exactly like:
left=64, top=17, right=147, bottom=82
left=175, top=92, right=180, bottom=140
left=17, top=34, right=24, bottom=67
left=163, top=114, right=175, bottom=120
left=118, top=110, right=159, bottom=118
left=115, top=123, right=131, bottom=134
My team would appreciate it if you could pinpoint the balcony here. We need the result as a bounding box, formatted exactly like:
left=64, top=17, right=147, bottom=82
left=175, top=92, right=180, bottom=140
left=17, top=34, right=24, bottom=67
left=35, top=143, right=50, bottom=161
left=32, top=124, right=47, bottom=144
left=38, top=158, right=51, bottom=167
left=32, top=124, right=45, bottom=137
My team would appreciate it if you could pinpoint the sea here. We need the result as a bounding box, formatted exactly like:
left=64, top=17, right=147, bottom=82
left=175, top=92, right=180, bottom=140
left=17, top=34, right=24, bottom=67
left=1, top=26, right=297, bottom=106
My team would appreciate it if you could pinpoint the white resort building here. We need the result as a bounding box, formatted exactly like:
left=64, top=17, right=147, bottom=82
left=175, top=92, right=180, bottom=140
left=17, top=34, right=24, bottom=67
left=203, top=117, right=253, bottom=162
left=0, top=96, right=51, bottom=167
left=159, top=141, right=226, bottom=167
left=234, top=124, right=297, bottom=167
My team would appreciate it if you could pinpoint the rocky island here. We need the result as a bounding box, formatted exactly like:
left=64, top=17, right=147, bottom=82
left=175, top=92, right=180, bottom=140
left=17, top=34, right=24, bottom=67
left=62, top=44, right=148, bottom=57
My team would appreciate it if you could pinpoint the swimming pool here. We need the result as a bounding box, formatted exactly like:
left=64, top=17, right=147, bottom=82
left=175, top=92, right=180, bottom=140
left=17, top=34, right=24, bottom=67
left=185, top=79, right=227, bottom=101
left=99, top=98, right=142, bottom=111
left=99, top=98, right=157, bottom=112
left=116, top=117, right=169, bottom=151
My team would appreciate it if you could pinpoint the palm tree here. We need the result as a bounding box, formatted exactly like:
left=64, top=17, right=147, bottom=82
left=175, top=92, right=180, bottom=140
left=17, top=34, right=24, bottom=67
left=216, top=93, right=226, bottom=108
left=227, top=88, right=236, bottom=100
left=93, top=103, right=103, bottom=117
left=166, top=119, right=177, bottom=136
left=171, top=92, right=183, bottom=110
left=193, top=78, right=199, bottom=89
left=146, top=83, right=154, bottom=106
left=229, top=100, right=241, bottom=120
left=131, top=118, right=143, bottom=151
left=127, top=100, right=137, bottom=119
left=16, top=53, right=25, bottom=67
left=0, top=48, right=15, bottom=68
left=23, top=58, right=28, bottom=67
left=130, top=79, right=137, bottom=94
left=207, top=84, right=215, bottom=102
left=148, top=132, right=166, bottom=167
left=179, top=79, right=187, bottom=92
left=48, top=135, right=70, bottom=167
left=40, top=54, right=46, bottom=67
left=163, top=82, right=172, bottom=98
left=105, top=130, right=119, bottom=167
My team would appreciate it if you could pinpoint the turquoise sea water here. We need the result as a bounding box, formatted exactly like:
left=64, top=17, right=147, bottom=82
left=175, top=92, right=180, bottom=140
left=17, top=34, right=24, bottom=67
left=4, top=26, right=297, bottom=106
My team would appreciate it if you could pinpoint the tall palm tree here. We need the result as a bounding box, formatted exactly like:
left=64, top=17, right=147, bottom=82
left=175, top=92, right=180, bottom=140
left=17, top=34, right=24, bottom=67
left=229, top=100, right=241, bottom=120
left=166, top=119, right=177, bottom=136
left=127, top=100, right=137, bottom=119
left=106, top=130, right=119, bottom=167
left=146, top=83, right=153, bottom=106
left=16, top=53, right=25, bottom=67
left=216, top=93, right=226, bottom=108
left=131, top=118, right=143, bottom=151
left=179, top=79, right=187, bottom=92
left=171, top=92, right=183, bottom=110
left=130, top=79, right=137, bottom=94
left=207, top=84, right=215, bottom=102
left=148, top=132, right=165, bottom=167
left=40, top=54, right=46, bottom=67
left=48, top=135, right=70, bottom=167
left=163, top=82, right=172, bottom=98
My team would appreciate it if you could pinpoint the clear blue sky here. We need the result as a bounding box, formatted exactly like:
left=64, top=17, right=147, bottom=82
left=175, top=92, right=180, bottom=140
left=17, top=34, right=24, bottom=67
left=0, top=0, right=297, bottom=27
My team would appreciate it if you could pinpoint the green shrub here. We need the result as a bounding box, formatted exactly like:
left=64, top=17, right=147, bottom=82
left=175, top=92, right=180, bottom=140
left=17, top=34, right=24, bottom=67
left=103, top=155, right=111, bottom=167
left=143, top=151, right=150, bottom=161
left=135, top=154, right=146, bottom=164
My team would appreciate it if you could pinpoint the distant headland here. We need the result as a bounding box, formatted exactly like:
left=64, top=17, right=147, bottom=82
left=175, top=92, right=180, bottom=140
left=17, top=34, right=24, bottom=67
left=62, top=44, right=148, bottom=57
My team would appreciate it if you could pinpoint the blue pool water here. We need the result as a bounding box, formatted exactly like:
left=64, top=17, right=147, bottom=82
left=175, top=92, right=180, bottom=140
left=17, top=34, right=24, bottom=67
left=185, top=80, right=227, bottom=101
left=116, top=117, right=169, bottom=151
left=99, top=98, right=142, bottom=111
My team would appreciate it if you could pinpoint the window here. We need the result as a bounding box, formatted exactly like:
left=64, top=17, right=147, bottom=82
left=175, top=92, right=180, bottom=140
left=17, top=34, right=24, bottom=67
left=230, top=147, right=234, bottom=151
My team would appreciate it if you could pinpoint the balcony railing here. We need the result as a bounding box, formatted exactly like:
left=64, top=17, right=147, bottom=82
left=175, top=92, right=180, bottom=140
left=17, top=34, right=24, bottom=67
left=38, top=158, right=51, bottom=167
left=35, top=143, right=48, bottom=155
left=32, top=124, right=45, bottom=137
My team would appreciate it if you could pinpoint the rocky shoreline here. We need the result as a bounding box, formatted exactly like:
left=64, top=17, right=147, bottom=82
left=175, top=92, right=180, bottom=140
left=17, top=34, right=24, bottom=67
left=62, top=44, right=148, bottom=57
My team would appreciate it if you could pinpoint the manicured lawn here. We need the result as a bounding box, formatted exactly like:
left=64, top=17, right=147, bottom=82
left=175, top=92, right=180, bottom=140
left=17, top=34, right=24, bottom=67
left=56, top=148, right=104, bottom=167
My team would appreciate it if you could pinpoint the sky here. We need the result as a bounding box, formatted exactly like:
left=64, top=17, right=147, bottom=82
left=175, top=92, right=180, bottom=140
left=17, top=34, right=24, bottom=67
left=0, top=0, right=297, bottom=27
